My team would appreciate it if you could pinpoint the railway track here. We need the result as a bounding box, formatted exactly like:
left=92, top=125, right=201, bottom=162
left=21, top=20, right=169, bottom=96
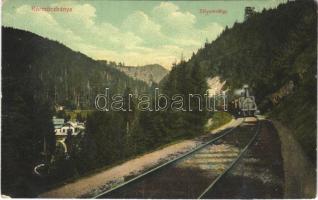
left=93, top=116, right=261, bottom=199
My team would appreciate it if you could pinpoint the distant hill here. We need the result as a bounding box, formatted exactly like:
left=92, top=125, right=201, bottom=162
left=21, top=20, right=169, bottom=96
left=2, top=27, right=149, bottom=110
left=99, top=62, right=169, bottom=85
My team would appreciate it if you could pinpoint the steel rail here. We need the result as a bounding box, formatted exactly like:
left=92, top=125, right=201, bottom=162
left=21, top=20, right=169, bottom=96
left=93, top=117, right=245, bottom=198
left=197, top=116, right=261, bottom=199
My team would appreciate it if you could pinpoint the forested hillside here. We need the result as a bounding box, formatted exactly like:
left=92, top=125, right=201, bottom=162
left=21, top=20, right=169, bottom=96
left=2, top=27, right=148, bottom=109
left=169, top=0, right=317, bottom=162
left=1, top=27, right=148, bottom=197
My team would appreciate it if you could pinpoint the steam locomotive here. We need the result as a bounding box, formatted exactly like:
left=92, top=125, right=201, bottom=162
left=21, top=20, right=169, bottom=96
left=230, top=85, right=259, bottom=117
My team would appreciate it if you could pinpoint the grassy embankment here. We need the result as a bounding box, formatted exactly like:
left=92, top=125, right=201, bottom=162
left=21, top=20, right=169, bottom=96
left=205, top=111, right=233, bottom=131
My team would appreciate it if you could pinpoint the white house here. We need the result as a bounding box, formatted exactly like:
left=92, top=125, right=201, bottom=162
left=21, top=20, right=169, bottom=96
left=54, top=120, right=85, bottom=140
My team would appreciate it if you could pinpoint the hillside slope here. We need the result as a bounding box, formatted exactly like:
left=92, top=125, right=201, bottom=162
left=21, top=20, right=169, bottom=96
left=117, top=64, right=168, bottom=85
left=98, top=62, right=169, bottom=85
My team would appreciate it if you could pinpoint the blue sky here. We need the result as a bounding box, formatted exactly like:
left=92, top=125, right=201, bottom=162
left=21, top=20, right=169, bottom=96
left=2, top=0, right=286, bottom=69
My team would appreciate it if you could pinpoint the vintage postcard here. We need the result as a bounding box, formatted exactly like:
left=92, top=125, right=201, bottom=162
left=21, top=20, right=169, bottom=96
left=1, top=0, right=317, bottom=198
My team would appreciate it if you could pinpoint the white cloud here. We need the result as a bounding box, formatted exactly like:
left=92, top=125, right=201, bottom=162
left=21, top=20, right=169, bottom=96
left=152, top=2, right=197, bottom=34
left=48, top=3, right=143, bottom=51
left=150, top=2, right=224, bottom=56
left=153, top=2, right=196, bottom=25
left=3, top=4, right=83, bottom=49
left=122, top=11, right=161, bottom=34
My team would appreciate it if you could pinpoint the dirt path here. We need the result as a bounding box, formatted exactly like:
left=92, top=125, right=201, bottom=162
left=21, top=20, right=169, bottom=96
left=273, top=120, right=316, bottom=198
left=39, top=118, right=242, bottom=198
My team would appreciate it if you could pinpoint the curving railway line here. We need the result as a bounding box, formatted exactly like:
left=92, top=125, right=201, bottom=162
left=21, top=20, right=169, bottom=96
left=93, top=116, right=261, bottom=199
